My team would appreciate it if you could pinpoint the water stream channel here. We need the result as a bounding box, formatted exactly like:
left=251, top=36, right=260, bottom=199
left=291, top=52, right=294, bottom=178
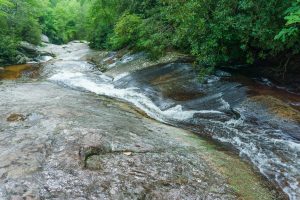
left=1, top=41, right=299, bottom=199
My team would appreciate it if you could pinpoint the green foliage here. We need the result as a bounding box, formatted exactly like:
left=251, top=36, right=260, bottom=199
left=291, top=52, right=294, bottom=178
left=109, top=13, right=142, bottom=50
left=79, top=0, right=295, bottom=77
left=0, top=0, right=12, bottom=16
left=285, top=0, right=300, bottom=26
left=0, top=34, right=19, bottom=63
left=87, top=0, right=297, bottom=75
left=275, top=27, right=299, bottom=43
left=275, top=0, right=300, bottom=52
left=1, top=0, right=299, bottom=75
left=18, top=17, right=42, bottom=45
left=0, top=0, right=44, bottom=45
left=198, top=66, right=215, bottom=83
left=87, top=0, right=172, bottom=57
left=40, top=0, right=89, bottom=44
left=86, top=0, right=124, bottom=49
left=0, top=0, right=46, bottom=63
left=0, top=0, right=90, bottom=64
left=135, top=18, right=172, bottom=59
left=159, top=0, right=291, bottom=66
left=54, top=0, right=87, bottom=43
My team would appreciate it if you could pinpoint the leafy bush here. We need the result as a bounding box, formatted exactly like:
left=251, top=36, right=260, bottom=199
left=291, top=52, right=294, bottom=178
left=0, top=34, right=19, bottom=63
left=109, top=13, right=142, bottom=50
left=18, top=18, right=42, bottom=45
left=1, top=0, right=299, bottom=75
left=275, top=0, right=300, bottom=52
left=135, top=18, right=172, bottom=59
left=86, top=0, right=122, bottom=49
left=87, top=0, right=298, bottom=74
left=47, top=0, right=88, bottom=43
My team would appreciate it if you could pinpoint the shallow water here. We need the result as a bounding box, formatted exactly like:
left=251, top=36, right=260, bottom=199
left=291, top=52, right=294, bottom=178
left=12, top=42, right=299, bottom=199
left=0, top=64, right=39, bottom=80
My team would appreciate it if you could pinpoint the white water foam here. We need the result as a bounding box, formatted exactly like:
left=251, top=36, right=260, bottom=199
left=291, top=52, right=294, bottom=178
left=113, top=72, right=130, bottom=82
left=212, top=122, right=300, bottom=200
left=49, top=71, right=220, bottom=122
left=37, top=55, right=53, bottom=62
left=219, top=97, right=231, bottom=110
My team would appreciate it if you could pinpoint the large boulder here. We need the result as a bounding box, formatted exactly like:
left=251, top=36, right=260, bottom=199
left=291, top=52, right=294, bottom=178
left=41, top=34, right=50, bottom=43
left=19, top=41, right=39, bottom=57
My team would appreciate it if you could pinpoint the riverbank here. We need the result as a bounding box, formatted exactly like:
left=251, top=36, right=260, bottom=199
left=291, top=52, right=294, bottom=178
left=0, top=35, right=53, bottom=67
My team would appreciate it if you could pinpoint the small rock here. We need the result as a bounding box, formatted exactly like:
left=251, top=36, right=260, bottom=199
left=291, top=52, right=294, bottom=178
left=123, top=152, right=132, bottom=156
left=7, top=114, right=26, bottom=122
left=96, top=64, right=108, bottom=72
left=19, top=42, right=38, bottom=54
left=215, top=70, right=231, bottom=77
left=205, top=75, right=220, bottom=84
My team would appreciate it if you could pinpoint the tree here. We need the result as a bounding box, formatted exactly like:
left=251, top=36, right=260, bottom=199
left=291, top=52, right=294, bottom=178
left=275, top=0, right=300, bottom=52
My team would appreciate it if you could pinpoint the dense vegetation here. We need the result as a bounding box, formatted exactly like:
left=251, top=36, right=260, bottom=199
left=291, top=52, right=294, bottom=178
left=0, top=0, right=87, bottom=64
left=41, top=0, right=89, bottom=44
left=0, top=0, right=45, bottom=63
left=87, top=0, right=300, bottom=72
left=1, top=0, right=299, bottom=77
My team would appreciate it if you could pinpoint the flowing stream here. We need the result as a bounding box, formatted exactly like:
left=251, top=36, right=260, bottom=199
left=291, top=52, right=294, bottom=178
left=2, top=42, right=299, bottom=199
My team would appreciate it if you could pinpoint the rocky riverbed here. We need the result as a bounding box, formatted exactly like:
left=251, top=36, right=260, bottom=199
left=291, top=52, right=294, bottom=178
left=0, top=41, right=290, bottom=199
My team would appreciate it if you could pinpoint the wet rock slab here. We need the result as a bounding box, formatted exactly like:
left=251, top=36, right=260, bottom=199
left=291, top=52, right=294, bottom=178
left=0, top=81, right=282, bottom=200
left=0, top=82, right=237, bottom=199
left=0, top=42, right=285, bottom=200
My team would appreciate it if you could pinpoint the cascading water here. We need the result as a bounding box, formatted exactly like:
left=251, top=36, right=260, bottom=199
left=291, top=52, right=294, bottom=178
left=45, top=42, right=300, bottom=199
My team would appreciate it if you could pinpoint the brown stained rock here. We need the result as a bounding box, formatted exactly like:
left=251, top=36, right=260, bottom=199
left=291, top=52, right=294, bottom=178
left=252, top=95, right=300, bottom=123
left=7, top=114, right=26, bottom=122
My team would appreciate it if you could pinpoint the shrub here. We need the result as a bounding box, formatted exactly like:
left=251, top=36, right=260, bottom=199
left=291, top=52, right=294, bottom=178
left=0, top=34, right=19, bottom=63
left=19, top=18, right=42, bottom=45
left=109, top=13, right=142, bottom=50
left=136, top=18, right=172, bottom=59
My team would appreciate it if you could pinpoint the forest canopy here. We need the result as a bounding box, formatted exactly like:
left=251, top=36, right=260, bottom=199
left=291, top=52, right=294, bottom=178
left=0, top=0, right=299, bottom=73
